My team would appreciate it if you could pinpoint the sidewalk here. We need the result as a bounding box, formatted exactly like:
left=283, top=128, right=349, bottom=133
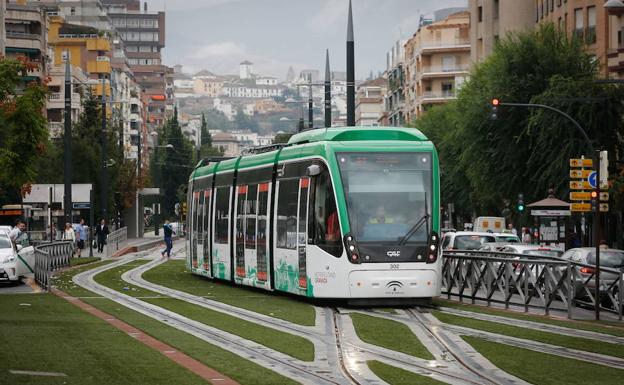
left=102, top=232, right=165, bottom=258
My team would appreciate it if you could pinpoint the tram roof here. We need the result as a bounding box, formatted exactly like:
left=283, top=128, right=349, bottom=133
left=287, top=126, right=428, bottom=145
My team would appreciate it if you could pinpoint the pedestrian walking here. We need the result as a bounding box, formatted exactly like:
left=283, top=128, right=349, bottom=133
left=522, top=228, right=531, bottom=244
left=94, top=219, right=109, bottom=253
left=48, top=222, right=57, bottom=242
left=74, top=219, right=87, bottom=257
left=161, top=219, right=175, bottom=259
left=62, top=223, right=76, bottom=256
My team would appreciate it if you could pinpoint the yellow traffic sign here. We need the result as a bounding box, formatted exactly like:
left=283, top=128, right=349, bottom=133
left=570, top=158, right=593, bottom=168
left=570, top=181, right=592, bottom=190
left=571, top=203, right=591, bottom=212
left=600, top=203, right=609, bottom=212
left=600, top=192, right=609, bottom=201
left=569, top=192, right=591, bottom=201
left=569, top=169, right=592, bottom=178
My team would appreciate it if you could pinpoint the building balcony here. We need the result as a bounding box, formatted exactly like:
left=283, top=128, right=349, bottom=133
left=419, top=65, right=469, bottom=78
left=87, top=59, right=111, bottom=74
left=129, top=113, right=141, bottom=122
left=418, top=39, right=470, bottom=55
left=6, top=30, right=42, bottom=41
left=48, top=92, right=81, bottom=109
left=86, top=38, right=111, bottom=52
left=6, top=36, right=44, bottom=51
left=419, top=91, right=456, bottom=102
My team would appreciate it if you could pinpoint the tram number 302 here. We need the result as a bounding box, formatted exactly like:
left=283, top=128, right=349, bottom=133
left=390, top=264, right=400, bottom=270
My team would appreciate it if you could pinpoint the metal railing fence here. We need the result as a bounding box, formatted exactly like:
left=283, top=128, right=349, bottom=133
left=105, top=227, right=127, bottom=257
left=33, top=241, right=74, bottom=291
left=441, top=250, right=624, bottom=320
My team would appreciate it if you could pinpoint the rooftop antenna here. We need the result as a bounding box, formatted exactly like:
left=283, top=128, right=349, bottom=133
left=346, top=0, right=355, bottom=127
left=324, top=49, right=331, bottom=128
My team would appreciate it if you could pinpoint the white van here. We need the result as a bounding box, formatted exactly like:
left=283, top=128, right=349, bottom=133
left=473, top=217, right=505, bottom=233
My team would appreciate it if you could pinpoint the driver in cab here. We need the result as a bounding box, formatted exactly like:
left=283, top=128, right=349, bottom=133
left=368, top=206, right=395, bottom=224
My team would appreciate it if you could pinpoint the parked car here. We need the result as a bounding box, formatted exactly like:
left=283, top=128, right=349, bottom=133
left=0, top=225, right=12, bottom=237
left=441, top=231, right=497, bottom=251
left=500, top=244, right=563, bottom=259
left=478, top=242, right=514, bottom=252
left=560, top=247, right=624, bottom=302
left=0, top=234, right=34, bottom=284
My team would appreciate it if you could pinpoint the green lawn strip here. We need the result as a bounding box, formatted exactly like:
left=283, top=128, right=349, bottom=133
left=367, top=360, right=448, bottom=385
left=94, top=261, right=315, bottom=362
left=432, top=310, right=624, bottom=359
left=0, top=294, right=208, bottom=385
left=53, top=258, right=299, bottom=385
left=350, top=313, right=434, bottom=360
left=70, top=257, right=101, bottom=267
left=435, top=298, right=624, bottom=337
left=462, top=336, right=624, bottom=385
left=142, top=260, right=316, bottom=326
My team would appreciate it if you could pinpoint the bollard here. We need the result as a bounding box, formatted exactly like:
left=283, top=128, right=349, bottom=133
left=524, top=263, right=529, bottom=313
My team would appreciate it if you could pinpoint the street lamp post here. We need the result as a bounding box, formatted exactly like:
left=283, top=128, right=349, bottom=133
left=63, top=52, right=73, bottom=225
left=153, top=143, right=173, bottom=236
left=100, top=77, right=109, bottom=223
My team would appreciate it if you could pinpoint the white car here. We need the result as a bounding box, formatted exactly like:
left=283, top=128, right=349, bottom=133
left=494, top=233, right=521, bottom=243
left=441, top=231, right=497, bottom=250
left=0, top=225, right=11, bottom=237
left=0, top=234, right=34, bottom=284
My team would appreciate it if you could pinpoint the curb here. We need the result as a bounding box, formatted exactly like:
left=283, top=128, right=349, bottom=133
left=52, top=288, right=240, bottom=385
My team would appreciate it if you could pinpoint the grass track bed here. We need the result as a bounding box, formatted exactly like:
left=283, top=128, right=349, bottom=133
left=435, top=299, right=624, bottom=337
left=53, top=259, right=299, bottom=385
left=95, top=260, right=315, bottom=362
left=350, top=313, right=434, bottom=360
left=462, top=336, right=624, bottom=385
left=70, top=257, right=101, bottom=267
left=367, top=360, right=448, bottom=385
left=0, top=294, right=209, bottom=385
left=432, top=310, right=624, bottom=359
left=143, top=260, right=316, bottom=326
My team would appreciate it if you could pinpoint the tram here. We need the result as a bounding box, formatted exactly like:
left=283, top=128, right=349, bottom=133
left=186, top=126, right=441, bottom=303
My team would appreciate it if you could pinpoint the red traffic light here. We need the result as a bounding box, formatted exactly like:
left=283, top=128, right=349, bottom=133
left=492, top=98, right=501, bottom=106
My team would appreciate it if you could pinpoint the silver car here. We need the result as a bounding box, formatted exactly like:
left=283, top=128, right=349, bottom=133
left=560, top=247, right=624, bottom=302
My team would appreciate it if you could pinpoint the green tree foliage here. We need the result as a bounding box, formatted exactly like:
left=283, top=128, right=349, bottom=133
left=273, top=133, right=293, bottom=144
left=0, top=58, right=49, bottom=200
left=414, top=24, right=624, bottom=216
left=234, top=106, right=260, bottom=133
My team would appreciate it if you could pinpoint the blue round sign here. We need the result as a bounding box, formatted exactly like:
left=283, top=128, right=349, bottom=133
left=588, top=171, right=597, bottom=188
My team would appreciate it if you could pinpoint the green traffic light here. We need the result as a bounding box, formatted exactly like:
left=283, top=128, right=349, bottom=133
left=518, top=204, right=525, bottom=212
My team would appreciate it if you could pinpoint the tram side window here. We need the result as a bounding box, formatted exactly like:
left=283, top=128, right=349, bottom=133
left=198, top=191, right=205, bottom=242
left=312, top=172, right=343, bottom=258
left=276, top=179, right=299, bottom=249
left=215, top=187, right=230, bottom=244
left=257, top=184, right=269, bottom=280
left=203, top=191, right=210, bottom=243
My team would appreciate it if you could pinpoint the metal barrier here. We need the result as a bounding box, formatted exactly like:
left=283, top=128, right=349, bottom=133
left=105, top=227, right=127, bottom=257
left=33, top=241, right=74, bottom=291
left=441, top=250, right=624, bottom=320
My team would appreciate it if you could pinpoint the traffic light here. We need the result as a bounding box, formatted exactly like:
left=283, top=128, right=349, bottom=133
left=517, top=193, right=525, bottom=212
left=491, top=98, right=500, bottom=120
left=590, top=190, right=598, bottom=212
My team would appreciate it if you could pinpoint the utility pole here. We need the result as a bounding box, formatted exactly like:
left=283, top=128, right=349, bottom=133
left=346, top=0, right=355, bottom=127
left=308, top=74, right=313, bottom=129
left=63, top=52, right=73, bottom=225
left=101, top=77, right=108, bottom=222
left=324, top=49, right=331, bottom=128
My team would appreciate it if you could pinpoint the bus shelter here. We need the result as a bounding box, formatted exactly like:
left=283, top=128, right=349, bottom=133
left=527, top=194, right=570, bottom=251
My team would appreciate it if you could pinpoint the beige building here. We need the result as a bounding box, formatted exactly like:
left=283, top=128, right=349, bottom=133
left=470, top=0, right=534, bottom=63
left=606, top=1, right=624, bottom=78
left=193, top=70, right=225, bottom=97
left=404, top=11, right=470, bottom=120
left=355, top=77, right=387, bottom=126
left=212, top=132, right=240, bottom=157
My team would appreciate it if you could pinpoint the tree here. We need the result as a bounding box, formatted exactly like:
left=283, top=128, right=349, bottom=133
left=413, top=23, right=624, bottom=217
left=273, top=133, right=293, bottom=144
left=0, top=58, right=49, bottom=202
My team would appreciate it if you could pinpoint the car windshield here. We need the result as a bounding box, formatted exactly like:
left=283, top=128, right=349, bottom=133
left=337, top=152, right=432, bottom=243
left=455, top=235, right=496, bottom=250
left=588, top=251, right=624, bottom=268
left=496, top=235, right=519, bottom=243
left=0, top=237, right=12, bottom=249
left=522, top=249, right=562, bottom=258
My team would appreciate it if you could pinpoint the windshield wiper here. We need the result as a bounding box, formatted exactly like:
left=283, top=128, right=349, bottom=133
left=398, top=214, right=429, bottom=246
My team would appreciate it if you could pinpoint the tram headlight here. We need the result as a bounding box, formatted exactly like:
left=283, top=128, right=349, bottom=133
left=344, top=233, right=361, bottom=264
left=427, top=231, right=440, bottom=264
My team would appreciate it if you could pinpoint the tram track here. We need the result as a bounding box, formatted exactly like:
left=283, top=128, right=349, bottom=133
left=72, top=255, right=357, bottom=385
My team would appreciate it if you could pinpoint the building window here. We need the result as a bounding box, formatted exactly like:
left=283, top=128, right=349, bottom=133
left=586, top=6, right=596, bottom=45
left=493, top=0, right=499, bottom=19
left=478, top=6, right=483, bottom=22
left=557, top=0, right=561, bottom=7
left=574, top=8, right=583, bottom=39
left=550, top=0, right=554, bottom=13
left=70, top=7, right=76, bottom=16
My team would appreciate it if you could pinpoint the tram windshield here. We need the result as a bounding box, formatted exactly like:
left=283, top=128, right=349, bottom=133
left=337, top=152, right=432, bottom=244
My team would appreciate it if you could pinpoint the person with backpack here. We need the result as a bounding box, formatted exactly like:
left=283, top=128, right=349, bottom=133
left=161, top=219, right=175, bottom=259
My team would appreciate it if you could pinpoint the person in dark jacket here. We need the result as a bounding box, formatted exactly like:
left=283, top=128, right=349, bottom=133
left=94, top=219, right=109, bottom=253
left=161, top=219, right=175, bottom=258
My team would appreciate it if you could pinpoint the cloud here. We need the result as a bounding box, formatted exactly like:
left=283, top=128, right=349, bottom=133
left=189, top=42, right=246, bottom=59
left=306, top=0, right=348, bottom=33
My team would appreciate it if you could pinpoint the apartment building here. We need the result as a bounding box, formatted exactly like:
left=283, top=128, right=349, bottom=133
left=355, top=77, right=387, bottom=126
left=384, top=40, right=406, bottom=126
left=46, top=63, right=88, bottom=138
left=470, top=0, right=534, bottom=63
left=605, top=1, right=624, bottom=77
left=4, top=0, right=49, bottom=83
left=404, top=10, right=470, bottom=120
left=1, top=1, right=6, bottom=56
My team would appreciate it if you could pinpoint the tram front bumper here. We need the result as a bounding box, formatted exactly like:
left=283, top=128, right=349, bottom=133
left=348, top=269, right=439, bottom=298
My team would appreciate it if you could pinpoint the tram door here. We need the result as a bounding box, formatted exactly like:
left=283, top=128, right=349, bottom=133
left=274, top=176, right=310, bottom=295
left=186, top=184, right=193, bottom=270
left=200, top=190, right=211, bottom=276
left=191, top=191, right=200, bottom=269
left=256, top=182, right=271, bottom=288
left=213, top=186, right=232, bottom=280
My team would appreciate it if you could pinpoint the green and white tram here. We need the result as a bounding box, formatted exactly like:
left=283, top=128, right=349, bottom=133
left=186, top=126, right=441, bottom=303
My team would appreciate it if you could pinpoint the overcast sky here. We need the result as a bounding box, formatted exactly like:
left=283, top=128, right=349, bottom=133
left=148, top=0, right=467, bottom=80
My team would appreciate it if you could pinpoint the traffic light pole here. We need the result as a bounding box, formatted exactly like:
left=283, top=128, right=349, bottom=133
left=495, top=100, right=601, bottom=319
